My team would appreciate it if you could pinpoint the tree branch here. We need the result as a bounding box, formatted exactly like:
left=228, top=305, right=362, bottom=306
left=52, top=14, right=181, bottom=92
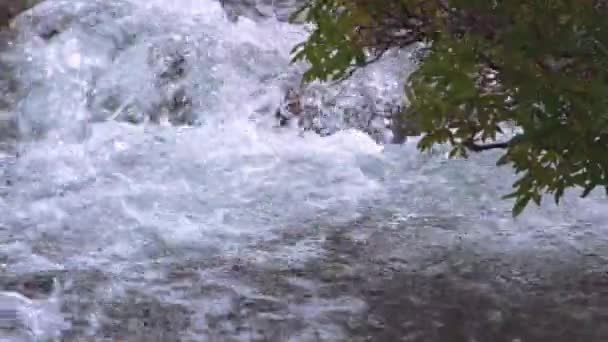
left=463, top=136, right=519, bottom=152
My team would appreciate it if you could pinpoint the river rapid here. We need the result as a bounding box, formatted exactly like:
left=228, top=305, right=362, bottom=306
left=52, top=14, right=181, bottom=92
left=0, top=0, right=607, bottom=341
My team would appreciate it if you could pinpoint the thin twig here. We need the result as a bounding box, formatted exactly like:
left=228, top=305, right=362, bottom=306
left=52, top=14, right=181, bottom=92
left=463, top=136, right=519, bottom=152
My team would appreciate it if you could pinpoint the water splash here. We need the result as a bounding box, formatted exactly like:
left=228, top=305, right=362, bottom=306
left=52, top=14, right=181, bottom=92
left=0, top=279, right=67, bottom=340
left=0, top=0, right=606, bottom=340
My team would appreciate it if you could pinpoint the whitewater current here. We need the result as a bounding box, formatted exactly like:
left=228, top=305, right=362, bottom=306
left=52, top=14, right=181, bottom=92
left=0, top=0, right=607, bottom=341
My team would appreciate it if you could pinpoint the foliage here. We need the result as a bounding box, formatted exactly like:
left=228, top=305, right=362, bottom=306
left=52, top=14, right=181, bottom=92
left=290, top=0, right=608, bottom=216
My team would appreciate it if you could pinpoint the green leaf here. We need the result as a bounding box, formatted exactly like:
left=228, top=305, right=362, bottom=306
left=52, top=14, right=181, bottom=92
left=512, top=195, right=531, bottom=217
left=292, top=0, right=608, bottom=217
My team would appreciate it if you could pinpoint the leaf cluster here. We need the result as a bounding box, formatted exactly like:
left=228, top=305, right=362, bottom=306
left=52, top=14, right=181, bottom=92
left=291, top=0, right=608, bottom=215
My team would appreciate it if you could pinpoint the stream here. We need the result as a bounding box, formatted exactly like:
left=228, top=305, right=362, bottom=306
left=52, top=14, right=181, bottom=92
left=0, top=0, right=607, bottom=341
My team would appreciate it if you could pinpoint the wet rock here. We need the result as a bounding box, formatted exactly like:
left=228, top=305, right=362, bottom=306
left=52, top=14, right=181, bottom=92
left=0, top=0, right=197, bottom=139
left=318, top=263, right=356, bottom=282
left=0, top=113, right=17, bottom=142
left=0, top=0, right=43, bottom=29
left=389, top=108, right=420, bottom=144
left=101, top=291, right=191, bottom=341
left=149, top=40, right=188, bottom=85
left=88, top=37, right=196, bottom=125
left=273, top=84, right=419, bottom=144
left=0, top=272, right=59, bottom=299
left=273, top=87, right=307, bottom=129
left=269, top=47, right=421, bottom=144
left=219, top=0, right=307, bottom=22
left=3, top=0, right=205, bottom=133
left=238, top=295, right=286, bottom=313
left=0, top=272, right=67, bottom=340
left=1, top=0, right=142, bottom=140
left=0, top=27, right=21, bottom=142
left=145, top=40, right=195, bottom=125
left=11, top=0, right=135, bottom=42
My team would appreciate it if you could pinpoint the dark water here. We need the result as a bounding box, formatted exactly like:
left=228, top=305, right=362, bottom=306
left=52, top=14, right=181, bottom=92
left=3, top=212, right=607, bottom=341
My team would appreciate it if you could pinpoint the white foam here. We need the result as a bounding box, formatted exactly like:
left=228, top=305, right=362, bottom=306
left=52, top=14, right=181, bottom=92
left=1, top=0, right=607, bottom=340
left=0, top=282, right=68, bottom=340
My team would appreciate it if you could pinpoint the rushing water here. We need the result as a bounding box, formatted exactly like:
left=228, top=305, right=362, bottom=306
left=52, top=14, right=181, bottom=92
left=0, top=0, right=607, bottom=341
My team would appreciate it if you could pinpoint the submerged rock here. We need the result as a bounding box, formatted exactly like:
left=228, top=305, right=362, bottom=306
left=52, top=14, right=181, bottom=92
left=273, top=85, right=401, bottom=143
left=0, top=0, right=220, bottom=137
left=1, top=0, right=417, bottom=144
left=10, top=0, right=135, bottom=42
left=219, top=0, right=307, bottom=22
left=88, top=34, right=201, bottom=125
left=272, top=48, right=422, bottom=144
left=0, top=272, right=58, bottom=299
left=0, top=0, right=44, bottom=28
